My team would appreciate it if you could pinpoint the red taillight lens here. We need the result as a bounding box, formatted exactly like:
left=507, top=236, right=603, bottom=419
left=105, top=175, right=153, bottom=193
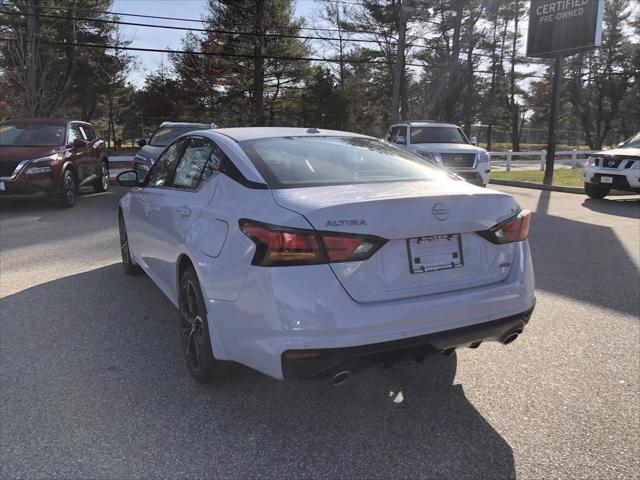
left=477, top=210, right=531, bottom=244
left=240, top=220, right=387, bottom=266
left=240, top=220, right=323, bottom=266
left=323, top=234, right=385, bottom=262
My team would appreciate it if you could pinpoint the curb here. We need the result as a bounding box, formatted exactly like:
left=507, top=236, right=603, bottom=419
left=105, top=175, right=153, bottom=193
left=489, top=179, right=584, bottom=194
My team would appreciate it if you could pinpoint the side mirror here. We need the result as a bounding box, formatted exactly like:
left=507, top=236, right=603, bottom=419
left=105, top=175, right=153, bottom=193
left=137, top=138, right=147, bottom=147
left=393, top=135, right=406, bottom=145
left=117, top=169, right=141, bottom=188
left=470, top=136, right=478, bottom=145
left=618, top=142, right=625, bottom=148
left=69, top=138, right=85, bottom=149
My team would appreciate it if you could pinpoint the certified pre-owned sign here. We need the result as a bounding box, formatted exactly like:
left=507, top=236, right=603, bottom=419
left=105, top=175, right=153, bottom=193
left=527, top=0, right=604, bottom=58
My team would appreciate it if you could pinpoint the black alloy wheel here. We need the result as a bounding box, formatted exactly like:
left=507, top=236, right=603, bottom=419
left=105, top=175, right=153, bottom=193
left=178, top=267, right=223, bottom=383
left=94, top=161, right=109, bottom=192
left=59, top=170, right=76, bottom=208
left=118, top=214, right=141, bottom=275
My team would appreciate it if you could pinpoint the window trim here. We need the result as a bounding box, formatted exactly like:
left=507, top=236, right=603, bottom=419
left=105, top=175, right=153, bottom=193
left=143, top=134, right=269, bottom=191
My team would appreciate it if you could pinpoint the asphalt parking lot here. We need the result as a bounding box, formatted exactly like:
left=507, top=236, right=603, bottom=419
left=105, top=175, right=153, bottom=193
left=1, top=185, right=639, bottom=479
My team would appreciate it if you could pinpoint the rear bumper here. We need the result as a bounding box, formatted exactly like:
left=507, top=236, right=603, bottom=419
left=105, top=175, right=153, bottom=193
left=282, top=307, right=534, bottom=380
left=205, top=240, right=535, bottom=380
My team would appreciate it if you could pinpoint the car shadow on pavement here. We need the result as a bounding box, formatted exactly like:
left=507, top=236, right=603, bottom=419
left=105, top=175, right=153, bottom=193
left=530, top=191, right=640, bottom=318
left=581, top=197, right=640, bottom=219
left=1, top=264, right=515, bottom=479
left=0, top=187, right=125, bottom=254
left=0, top=187, right=120, bottom=218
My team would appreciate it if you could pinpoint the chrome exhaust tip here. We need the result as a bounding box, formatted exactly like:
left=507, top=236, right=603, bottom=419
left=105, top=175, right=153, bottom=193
left=331, top=371, right=351, bottom=386
left=502, top=330, right=523, bottom=345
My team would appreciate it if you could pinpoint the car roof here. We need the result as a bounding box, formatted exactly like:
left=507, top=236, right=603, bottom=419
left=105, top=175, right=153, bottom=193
left=212, top=127, right=370, bottom=142
left=2, top=118, right=90, bottom=126
left=159, top=121, right=215, bottom=128
left=390, top=120, right=459, bottom=128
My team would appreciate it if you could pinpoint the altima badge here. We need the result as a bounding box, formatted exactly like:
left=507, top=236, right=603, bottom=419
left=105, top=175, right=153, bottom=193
left=325, top=220, right=367, bottom=227
left=432, top=203, right=449, bottom=221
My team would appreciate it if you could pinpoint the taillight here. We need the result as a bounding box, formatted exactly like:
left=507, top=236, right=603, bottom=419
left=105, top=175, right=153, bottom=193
left=322, top=235, right=385, bottom=262
left=239, top=220, right=324, bottom=266
left=239, top=220, right=386, bottom=266
left=477, top=210, right=531, bottom=244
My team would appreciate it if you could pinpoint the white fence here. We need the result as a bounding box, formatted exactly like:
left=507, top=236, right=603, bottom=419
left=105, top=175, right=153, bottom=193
left=489, top=150, right=597, bottom=171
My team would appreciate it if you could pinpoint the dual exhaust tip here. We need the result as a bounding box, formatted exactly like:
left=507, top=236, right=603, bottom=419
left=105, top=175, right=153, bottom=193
left=331, top=370, right=351, bottom=386
left=502, top=329, right=523, bottom=345
left=329, top=329, right=522, bottom=386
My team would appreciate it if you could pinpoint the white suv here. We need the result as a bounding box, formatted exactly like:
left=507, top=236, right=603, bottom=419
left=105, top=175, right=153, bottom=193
left=583, top=132, right=640, bottom=198
left=386, top=121, right=491, bottom=187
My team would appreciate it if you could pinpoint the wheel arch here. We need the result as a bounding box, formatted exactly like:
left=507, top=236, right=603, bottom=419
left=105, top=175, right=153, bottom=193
left=176, top=253, right=197, bottom=293
left=61, top=160, right=78, bottom=179
left=175, top=251, right=229, bottom=361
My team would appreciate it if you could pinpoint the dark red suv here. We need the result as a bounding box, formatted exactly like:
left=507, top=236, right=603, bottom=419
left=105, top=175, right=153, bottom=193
left=0, top=118, right=109, bottom=207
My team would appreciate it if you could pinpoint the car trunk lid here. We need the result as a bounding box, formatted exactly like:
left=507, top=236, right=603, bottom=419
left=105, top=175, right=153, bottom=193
left=272, top=181, right=521, bottom=302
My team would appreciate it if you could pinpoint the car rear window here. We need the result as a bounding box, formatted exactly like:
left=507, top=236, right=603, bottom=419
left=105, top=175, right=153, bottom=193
left=0, top=123, right=66, bottom=146
left=149, top=126, right=209, bottom=147
left=239, top=136, right=452, bottom=189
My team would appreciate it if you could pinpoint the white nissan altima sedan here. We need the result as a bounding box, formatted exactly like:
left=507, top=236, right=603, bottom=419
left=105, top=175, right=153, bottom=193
left=117, top=127, right=535, bottom=384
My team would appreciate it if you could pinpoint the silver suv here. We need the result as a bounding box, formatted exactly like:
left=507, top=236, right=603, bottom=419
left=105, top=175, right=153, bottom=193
left=386, top=121, right=491, bottom=187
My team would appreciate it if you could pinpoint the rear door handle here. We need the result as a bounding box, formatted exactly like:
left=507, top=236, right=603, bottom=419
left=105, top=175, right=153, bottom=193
left=177, top=207, right=191, bottom=217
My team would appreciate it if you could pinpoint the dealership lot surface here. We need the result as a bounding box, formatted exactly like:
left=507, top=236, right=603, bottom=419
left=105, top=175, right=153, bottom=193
left=1, top=186, right=638, bottom=479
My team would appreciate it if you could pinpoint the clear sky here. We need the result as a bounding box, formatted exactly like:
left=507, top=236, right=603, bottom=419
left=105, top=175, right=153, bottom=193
left=112, top=0, right=321, bottom=86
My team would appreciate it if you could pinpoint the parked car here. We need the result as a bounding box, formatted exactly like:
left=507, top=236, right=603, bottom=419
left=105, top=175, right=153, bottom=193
left=0, top=118, right=109, bottom=207
left=117, top=127, right=535, bottom=384
left=133, top=121, right=216, bottom=178
left=583, top=132, right=640, bottom=198
left=386, top=121, right=491, bottom=187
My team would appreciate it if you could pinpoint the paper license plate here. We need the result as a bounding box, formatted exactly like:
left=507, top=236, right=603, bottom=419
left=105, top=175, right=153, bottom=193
left=408, top=234, right=463, bottom=274
left=600, top=176, right=613, bottom=184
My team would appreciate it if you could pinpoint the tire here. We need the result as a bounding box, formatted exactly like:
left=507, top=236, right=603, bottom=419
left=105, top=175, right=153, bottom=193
left=585, top=182, right=609, bottom=199
left=58, top=169, right=77, bottom=208
left=178, top=266, right=227, bottom=383
left=93, top=160, right=109, bottom=193
left=118, top=213, right=141, bottom=275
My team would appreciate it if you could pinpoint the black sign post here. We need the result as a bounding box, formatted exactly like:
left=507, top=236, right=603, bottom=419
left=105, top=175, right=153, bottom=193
left=526, top=0, right=604, bottom=184
left=545, top=57, right=564, bottom=184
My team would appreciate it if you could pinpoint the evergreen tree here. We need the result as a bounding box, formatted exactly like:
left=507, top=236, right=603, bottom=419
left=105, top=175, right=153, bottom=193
left=171, top=0, right=309, bottom=127
left=0, top=0, right=131, bottom=120
left=565, top=0, right=635, bottom=149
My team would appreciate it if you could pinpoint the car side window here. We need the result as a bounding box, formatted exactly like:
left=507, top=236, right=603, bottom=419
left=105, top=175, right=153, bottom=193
left=146, top=139, right=187, bottom=188
left=80, top=125, right=96, bottom=141
left=171, top=137, right=218, bottom=190
left=388, top=126, right=406, bottom=145
left=67, top=125, right=85, bottom=144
